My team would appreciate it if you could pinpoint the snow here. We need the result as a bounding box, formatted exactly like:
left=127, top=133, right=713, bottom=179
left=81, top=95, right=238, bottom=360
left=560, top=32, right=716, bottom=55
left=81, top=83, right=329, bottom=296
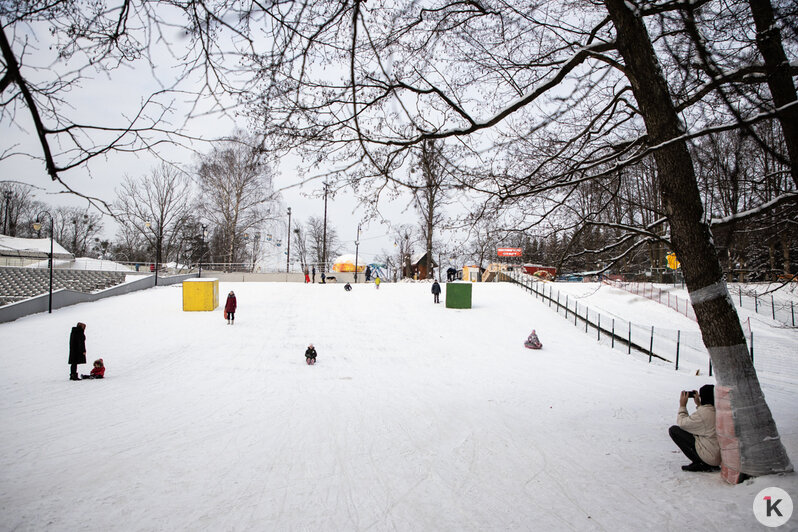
left=0, top=235, right=70, bottom=255
left=24, top=257, right=136, bottom=271
left=0, top=280, right=796, bottom=531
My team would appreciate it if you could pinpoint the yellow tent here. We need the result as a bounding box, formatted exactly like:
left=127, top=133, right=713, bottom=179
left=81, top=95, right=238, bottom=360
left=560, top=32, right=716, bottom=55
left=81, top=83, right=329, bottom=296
left=332, top=254, right=366, bottom=273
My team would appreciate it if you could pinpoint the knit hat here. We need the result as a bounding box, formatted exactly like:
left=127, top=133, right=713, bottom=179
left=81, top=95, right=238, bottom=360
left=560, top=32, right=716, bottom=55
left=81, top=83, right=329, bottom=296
left=699, top=384, right=715, bottom=406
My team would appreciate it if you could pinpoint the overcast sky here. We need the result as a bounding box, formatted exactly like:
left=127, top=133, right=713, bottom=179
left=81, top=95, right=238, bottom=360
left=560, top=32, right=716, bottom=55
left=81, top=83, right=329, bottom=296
left=0, top=17, right=431, bottom=266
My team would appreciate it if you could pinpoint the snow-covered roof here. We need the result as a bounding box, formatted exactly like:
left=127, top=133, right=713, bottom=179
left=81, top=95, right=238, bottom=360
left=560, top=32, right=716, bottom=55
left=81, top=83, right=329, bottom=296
left=410, top=252, right=437, bottom=267
left=24, top=257, right=136, bottom=272
left=0, top=235, right=72, bottom=258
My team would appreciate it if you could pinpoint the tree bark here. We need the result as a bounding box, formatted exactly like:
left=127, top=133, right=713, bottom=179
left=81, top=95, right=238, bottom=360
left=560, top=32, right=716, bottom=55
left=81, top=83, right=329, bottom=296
left=747, top=0, right=798, bottom=188
left=605, top=0, right=792, bottom=477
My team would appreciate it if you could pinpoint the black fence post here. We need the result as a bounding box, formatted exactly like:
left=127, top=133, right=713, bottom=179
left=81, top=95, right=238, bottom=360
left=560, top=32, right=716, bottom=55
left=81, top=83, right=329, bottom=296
left=792, top=301, right=795, bottom=327
left=574, top=302, right=578, bottom=326
left=771, top=295, right=775, bottom=321
left=648, top=326, right=654, bottom=363
left=611, top=319, right=615, bottom=349
left=585, top=307, right=589, bottom=333
left=709, top=359, right=713, bottom=376
left=738, top=288, right=742, bottom=307
left=750, top=331, right=754, bottom=364
left=627, top=322, right=632, bottom=354
left=597, top=314, right=601, bottom=341
left=565, top=295, right=569, bottom=318
left=675, top=330, right=681, bottom=371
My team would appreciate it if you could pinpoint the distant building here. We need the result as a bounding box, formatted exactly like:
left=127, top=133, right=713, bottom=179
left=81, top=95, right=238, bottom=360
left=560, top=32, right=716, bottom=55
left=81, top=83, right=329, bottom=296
left=407, top=252, right=438, bottom=280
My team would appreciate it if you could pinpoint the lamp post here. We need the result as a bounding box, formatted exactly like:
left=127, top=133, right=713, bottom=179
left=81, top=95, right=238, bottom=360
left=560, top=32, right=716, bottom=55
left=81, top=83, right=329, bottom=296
left=145, top=221, right=161, bottom=286
left=354, top=223, right=361, bottom=283
left=33, top=212, right=54, bottom=313
left=199, top=223, right=207, bottom=278
left=286, top=207, right=292, bottom=273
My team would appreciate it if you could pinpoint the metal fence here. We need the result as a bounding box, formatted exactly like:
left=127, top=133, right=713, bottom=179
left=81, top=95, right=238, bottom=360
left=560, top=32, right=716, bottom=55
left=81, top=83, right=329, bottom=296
left=603, top=279, right=697, bottom=321
left=502, top=271, right=728, bottom=375
left=728, top=285, right=797, bottom=327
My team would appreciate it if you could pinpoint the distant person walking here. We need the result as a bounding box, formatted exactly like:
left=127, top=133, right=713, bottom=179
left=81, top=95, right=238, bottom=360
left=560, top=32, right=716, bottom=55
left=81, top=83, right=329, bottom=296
left=375, top=276, right=381, bottom=289
left=431, top=280, right=441, bottom=303
left=69, top=322, right=87, bottom=381
left=312, top=265, right=316, bottom=283
left=304, top=266, right=310, bottom=284
left=225, top=291, right=237, bottom=324
left=365, top=266, right=372, bottom=282
left=321, top=271, right=326, bottom=284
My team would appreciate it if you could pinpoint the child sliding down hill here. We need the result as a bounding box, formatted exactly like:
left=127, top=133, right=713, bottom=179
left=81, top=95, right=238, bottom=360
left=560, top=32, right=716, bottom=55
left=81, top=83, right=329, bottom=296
left=524, top=330, right=542, bottom=350
left=305, top=344, right=317, bottom=365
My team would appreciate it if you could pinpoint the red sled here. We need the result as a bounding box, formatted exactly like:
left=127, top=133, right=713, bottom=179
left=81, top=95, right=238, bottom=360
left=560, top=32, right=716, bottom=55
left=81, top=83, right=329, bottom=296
left=224, top=311, right=228, bottom=320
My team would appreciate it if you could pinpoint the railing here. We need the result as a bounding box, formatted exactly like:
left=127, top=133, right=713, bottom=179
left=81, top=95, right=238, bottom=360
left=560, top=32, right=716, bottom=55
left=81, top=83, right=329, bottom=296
left=604, top=279, right=697, bottom=321
left=604, top=278, right=797, bottom=328
left=501, top=271, right=723, bottom=374
left=729, top=285, right=797, bottom=327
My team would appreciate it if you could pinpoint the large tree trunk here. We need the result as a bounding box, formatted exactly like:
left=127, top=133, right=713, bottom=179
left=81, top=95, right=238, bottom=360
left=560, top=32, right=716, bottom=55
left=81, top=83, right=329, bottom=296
left=748, top=0, right=798, bottom=188
left=605, top=0, right=792, bottom=479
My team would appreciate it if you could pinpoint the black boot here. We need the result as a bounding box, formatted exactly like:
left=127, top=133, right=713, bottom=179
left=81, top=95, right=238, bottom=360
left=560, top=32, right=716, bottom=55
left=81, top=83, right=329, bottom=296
left=70, top=374, right=81, bottom=381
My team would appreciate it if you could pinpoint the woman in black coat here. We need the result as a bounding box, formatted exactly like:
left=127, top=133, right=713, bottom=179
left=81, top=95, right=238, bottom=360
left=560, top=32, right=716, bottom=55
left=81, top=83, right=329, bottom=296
left=69, top=322, right=87, bottom=381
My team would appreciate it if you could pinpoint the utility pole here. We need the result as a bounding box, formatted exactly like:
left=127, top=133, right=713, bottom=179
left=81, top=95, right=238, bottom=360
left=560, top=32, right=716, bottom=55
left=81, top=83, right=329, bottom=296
left=322, top=182, right=328, bottom=273
left=286, top=207, right=292, bottom=273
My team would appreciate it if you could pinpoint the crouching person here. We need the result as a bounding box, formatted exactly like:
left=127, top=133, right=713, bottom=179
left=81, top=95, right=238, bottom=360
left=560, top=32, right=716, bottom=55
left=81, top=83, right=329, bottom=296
left=668, top=384, right=721, bottom=472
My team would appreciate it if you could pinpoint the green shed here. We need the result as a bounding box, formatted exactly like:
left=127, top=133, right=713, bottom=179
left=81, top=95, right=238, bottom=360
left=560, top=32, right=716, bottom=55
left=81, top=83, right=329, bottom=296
left=445, top=282, right=472, bottom=309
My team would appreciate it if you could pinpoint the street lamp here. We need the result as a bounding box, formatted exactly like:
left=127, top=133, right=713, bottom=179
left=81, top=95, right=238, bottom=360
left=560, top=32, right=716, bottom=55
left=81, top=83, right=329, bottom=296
left=145, top=221, right=161, bottom=286
left=33, top=211, right=54, bottom=313
left=354, top=223, right=361, bottom=283
left=199, top=223, right=208, bottom=278
left=286, top=207, right=292, bottom=273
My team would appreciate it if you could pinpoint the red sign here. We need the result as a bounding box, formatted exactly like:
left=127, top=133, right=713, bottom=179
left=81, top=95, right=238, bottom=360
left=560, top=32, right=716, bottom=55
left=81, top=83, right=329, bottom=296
left=497, top=247, right=522, bottom=257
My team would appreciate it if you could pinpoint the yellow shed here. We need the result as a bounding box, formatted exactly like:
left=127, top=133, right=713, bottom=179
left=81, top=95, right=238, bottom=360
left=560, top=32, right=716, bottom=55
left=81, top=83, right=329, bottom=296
left=462, top=265, right=482, bottom=282
left=182, top=278, right=219, bottom=311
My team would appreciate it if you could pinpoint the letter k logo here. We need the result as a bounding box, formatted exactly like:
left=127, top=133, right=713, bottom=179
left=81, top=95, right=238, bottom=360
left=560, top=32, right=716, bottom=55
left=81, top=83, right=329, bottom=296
left=764, top=496, right=783, bottom=517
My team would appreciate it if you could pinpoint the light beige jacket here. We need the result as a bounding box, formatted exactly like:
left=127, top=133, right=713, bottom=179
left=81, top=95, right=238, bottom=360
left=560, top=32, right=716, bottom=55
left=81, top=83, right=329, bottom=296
left=677, top=405, right=722, bottom=466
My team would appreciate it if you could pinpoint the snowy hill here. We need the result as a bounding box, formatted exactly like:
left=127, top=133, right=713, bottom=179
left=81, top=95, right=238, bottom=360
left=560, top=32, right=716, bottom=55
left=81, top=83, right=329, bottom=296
left=0, top=281, right=795, bottom=530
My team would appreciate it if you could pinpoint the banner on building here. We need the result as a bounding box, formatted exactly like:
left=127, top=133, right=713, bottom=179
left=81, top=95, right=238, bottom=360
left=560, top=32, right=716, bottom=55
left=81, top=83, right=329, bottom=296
left=497, top=248, right=523, bottom=257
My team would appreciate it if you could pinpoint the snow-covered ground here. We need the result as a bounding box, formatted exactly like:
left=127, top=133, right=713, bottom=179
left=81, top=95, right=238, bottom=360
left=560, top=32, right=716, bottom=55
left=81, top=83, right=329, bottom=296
left=0, top=280, right=796, bottom=531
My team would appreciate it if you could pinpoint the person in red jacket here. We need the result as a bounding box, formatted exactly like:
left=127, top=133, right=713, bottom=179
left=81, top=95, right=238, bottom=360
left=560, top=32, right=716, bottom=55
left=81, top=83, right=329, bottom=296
left=81, top=358, right=105, bottom=379
left=225, top=291, right=237, bottom=324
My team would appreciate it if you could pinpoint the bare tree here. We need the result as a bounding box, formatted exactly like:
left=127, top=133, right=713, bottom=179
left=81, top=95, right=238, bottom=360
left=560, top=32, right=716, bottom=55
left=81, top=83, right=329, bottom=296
left=52, top=206, right=103, bottom=256
left=0, top=182, right=44, bottom=237
left=114, top=164, right=194, bottom=266
left=195, top=134, right=277, bottom=266
left=411, top=140, right=448, bottom=279
left=306, top=215, right=341, bottom=269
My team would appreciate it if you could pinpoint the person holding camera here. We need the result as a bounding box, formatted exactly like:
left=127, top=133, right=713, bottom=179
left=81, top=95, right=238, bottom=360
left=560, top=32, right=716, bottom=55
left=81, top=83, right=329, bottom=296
left=668, top=384, right=721, bottom=472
